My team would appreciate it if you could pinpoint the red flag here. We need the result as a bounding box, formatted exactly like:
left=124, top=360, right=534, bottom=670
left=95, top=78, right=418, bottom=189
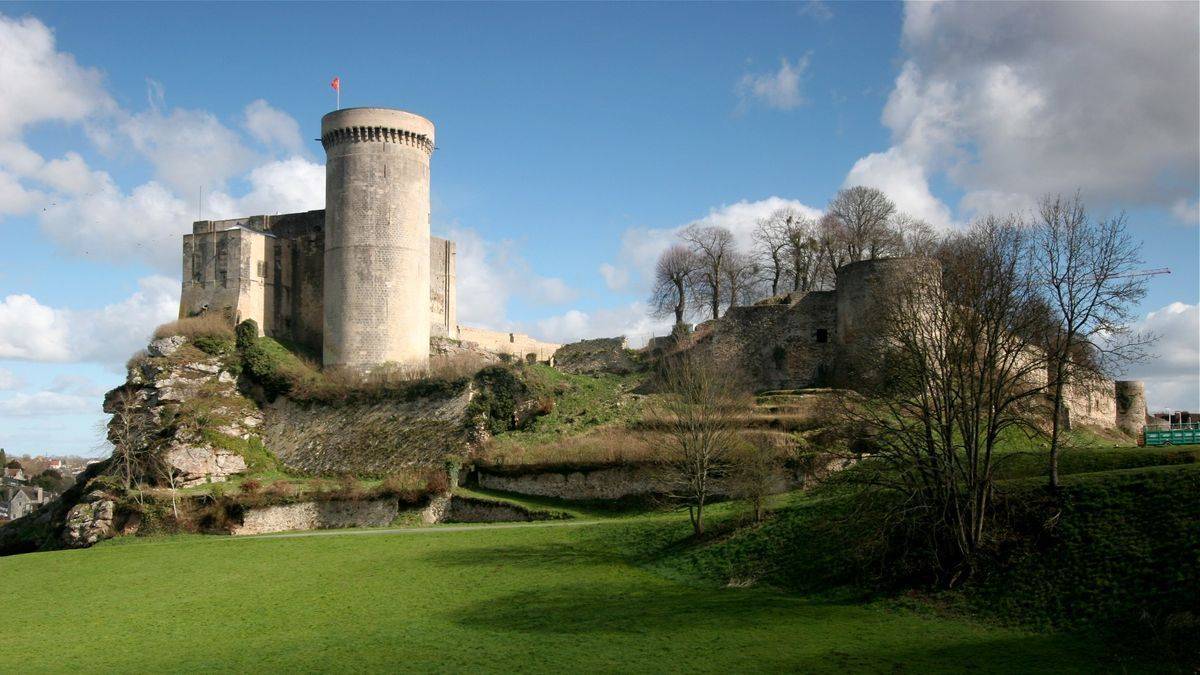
left=331, top=77, right=340, bottom=92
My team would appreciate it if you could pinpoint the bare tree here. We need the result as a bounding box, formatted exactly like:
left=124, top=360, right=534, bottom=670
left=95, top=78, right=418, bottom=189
left=651, top=353, right=752, bottom=535
left=815, top=212, right=850, bottom=287
left=729, top=432, right=783, bottom=523
left=723, top=251, right=760, bottom=311
left=1033, top=194, right=1151, bottom=490
left=753, top=209, right=796, bottom=296
left=847, top=217, right=1050, bottom=585
left=650, top=244, right=698, bottom=326
left=826, top=186, right=900, bottom=262
left=783, top=214, right=822, bottom=292
left=892, top=213, right=938, bottom=257
left=107, top=389, right=152, bottom=492
left=681, top=224, right=737, bottom=321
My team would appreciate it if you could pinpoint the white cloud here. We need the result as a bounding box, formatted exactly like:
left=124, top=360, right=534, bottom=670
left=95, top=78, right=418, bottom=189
left=36, top=151, right=107, bottom=195
left=0, top=294, right=73, bottom=361
left=120, top=104, right=255, bottom=194
left=39, top=174, right=192, bottom=271
left=1126, top=302, right=1200, bottom=412
left=0, top=276, right=178, bottom=364
left=1171, top=198, right=1199, bottom=226
left=0, top=14, right=114, bottom=138
left=530, top=302, right=671, bottom=348
left=844, top=148, right=954, bottom=228
left=0, top=168, right=46, bottom=218
left=604, top=197, right=823, bottom=298
left=848, top=2, right=1200, bottom=222
left=797, top=0, right=832, bottom=22
left=736, top=55, right=810, bottom=111
left=598, top=263, right=629, bottom=291
left=448, top=227, right=578, bottom=331
left=0, top=367, right=23, bottom=390
left=207, top=156, right=325, bottom=218
left=0, top=391, right=94, bottom=416
left=242, top=99, right=306, bottom=155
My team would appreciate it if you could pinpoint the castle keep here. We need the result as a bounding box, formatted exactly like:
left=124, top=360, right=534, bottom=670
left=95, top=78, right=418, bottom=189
left=179, top=107, right=558, bottom=366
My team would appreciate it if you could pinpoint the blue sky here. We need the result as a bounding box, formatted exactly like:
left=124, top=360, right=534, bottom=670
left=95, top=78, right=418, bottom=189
left=0, top=1, right=1197, bottom=456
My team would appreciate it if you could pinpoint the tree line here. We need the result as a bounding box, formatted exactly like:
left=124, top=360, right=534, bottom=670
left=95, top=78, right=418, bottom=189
left=650, top=185, right=937, bottom=325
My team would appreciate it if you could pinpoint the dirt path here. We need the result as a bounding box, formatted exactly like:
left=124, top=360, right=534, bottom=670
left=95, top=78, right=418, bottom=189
left=229, top=518, right=612, bottom=541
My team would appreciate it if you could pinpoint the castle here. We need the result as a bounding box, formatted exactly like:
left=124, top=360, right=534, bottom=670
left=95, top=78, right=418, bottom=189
left=179, top=108, right=559, bottom=366
left=685, top=257, right=1148, bottom=434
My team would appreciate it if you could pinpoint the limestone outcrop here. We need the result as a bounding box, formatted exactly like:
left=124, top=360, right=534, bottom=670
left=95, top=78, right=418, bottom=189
left=61, top=492, right=117, bottom=548
left=105, top=338, right=256, bottom=487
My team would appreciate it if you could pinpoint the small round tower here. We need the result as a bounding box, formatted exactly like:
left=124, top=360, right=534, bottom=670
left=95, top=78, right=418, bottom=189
left=321, top=108, right=435, bottom=371
left=1115, top=380, right=1147, bottom=435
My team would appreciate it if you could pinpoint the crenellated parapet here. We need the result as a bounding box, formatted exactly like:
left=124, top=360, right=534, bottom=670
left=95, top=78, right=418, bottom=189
left=320, top=125, right=434, bottom=155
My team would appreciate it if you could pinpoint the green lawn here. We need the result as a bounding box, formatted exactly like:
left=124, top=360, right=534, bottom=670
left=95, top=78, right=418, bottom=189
left=5, top=512, right=1148, bottom=673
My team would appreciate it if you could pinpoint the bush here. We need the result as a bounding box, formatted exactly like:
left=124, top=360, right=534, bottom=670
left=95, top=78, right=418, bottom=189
left=154, top=314, right=234, bottom=341
left=467, top=365, right=529, bottom=435
left=240, top=479, right=262, bottom=495
left=263, top=480, right=298, bottom=502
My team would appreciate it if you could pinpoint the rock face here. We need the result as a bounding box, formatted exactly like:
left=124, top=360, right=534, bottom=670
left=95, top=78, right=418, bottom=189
left=553, top=337, right=640, bottom=375
left=263, top=391, right=471, bottom=476
left=62, top=492, right=116, bottom=548
left=231, top=499, right=400, bottom=536
left=104, top=339, right=256, bottom=487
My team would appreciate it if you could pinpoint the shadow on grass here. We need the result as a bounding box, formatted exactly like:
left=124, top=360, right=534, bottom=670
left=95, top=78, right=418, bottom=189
left=422, top=542, right=624, bottom=569
left=445, top=581, right=1127, bottom=672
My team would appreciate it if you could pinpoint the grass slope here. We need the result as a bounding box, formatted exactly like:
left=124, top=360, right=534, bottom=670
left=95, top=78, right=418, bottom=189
left=4, top=514, right=1134, bottom=673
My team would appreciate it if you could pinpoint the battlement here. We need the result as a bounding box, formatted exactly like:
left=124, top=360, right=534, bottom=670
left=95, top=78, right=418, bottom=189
left=319, top=107, right=435, bottom=155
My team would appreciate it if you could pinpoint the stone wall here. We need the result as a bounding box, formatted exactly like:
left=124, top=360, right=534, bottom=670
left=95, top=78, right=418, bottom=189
left=430, top=238, right=456, bottom=338
left=456, top=326, right=560, bottom=363
left=553, top=337, right=639, bottom=375
left=444, top=496, right=555, bottom=523
left=689, top=291, right=838, bottom=390
left=478, top=465, right=658, bottom=501
left=231, top=498, right=399, bottom=536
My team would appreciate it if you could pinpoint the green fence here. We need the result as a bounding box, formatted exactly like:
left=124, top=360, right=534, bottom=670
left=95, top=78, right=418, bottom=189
left=1143, top=422, right=1200, bottom=446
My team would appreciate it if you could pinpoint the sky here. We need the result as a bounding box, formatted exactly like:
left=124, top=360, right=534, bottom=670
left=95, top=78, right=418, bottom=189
left=0, top=1, right=1196, bottom=456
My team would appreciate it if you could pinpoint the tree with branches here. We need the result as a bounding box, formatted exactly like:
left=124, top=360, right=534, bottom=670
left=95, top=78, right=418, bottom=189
left=681, top=224, right=737, bottom=321
left=783, top=213, right=822, bottom=292
left=1033, top=193, right=1151, bottom=490
left=649, top=244, right=698, bottom=326
left=845, top=216, right=1051, bottom=585
left=651, top=353, right=752, bottom=535
left=753, top=208, right=797, bottom=296
left=826, top=186, right=900, bottom=262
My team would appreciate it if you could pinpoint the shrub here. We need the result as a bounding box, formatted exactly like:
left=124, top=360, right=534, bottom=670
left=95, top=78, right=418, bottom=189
left=192, top=335, right=235, bottom=356
left=125, top=349, right=151, bottom=372
left=235, top=319, right=259, bottom=350
left=154, top=314, right=234, bottom=341
left=467, top=365, right=529, bottom=435
left=263, top=480, right=298, bottom=502
left=240, top=479, right=262, bottom=495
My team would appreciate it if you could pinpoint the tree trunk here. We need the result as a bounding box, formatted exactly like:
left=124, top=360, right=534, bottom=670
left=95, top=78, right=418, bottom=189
left=673, top=279, right=686, bottom=325
left=1048, top=375, right=1065, bottom=491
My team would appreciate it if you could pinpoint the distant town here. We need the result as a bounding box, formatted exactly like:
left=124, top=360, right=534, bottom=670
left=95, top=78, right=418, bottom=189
left=0, top=451, right=99, bottom=522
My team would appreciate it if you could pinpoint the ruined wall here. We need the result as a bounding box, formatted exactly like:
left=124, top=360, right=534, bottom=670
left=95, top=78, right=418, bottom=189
left=1063, top=376, right=1118, bottom=429
left=1115, top=381, right=1147, bottom=434
left=456, top=326, right=560, bottom=363
left=231, top=499, right=400, bottom=536
left=689, top=291, right=838, bottom=390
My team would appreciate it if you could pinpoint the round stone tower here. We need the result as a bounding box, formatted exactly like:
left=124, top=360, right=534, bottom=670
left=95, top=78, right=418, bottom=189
left=320, top=108, right=435, bottom=371
left=1115, top=380, right=1147, bottom=435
